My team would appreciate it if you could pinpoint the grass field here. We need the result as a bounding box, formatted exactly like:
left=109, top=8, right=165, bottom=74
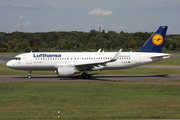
left=0, top=52, right=23, bottom=56
left=0, top=81, right=180, bottom=119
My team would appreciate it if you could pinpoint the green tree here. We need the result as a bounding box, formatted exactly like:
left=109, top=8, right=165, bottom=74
left=168, top=44, right=174, bottom=50
left=7, top=41, right=14, bottom=49
left=0, top=41, right=8, bottom=49
left=57, top=39, right=68, bottom=49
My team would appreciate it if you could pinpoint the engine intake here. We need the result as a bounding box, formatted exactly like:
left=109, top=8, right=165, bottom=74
left=57, top=67, right=74, bottom=77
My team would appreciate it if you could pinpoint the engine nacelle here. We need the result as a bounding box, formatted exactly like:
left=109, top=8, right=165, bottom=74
left=57, top=67, right=75, bottom=77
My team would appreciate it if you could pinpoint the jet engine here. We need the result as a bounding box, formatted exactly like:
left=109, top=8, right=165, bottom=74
left=57, top=67, right=75, bottom=77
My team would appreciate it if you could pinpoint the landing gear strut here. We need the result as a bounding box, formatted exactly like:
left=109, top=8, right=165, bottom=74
left=82, top=71, right=90, bottom=79
left=28, top=70, right=32, bottom=79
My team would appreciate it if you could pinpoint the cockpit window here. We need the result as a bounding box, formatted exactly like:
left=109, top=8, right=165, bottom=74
left=13, top=57, right=21, bottom=60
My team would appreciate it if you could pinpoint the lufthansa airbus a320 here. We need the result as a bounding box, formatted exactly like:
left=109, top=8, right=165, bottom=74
left=6, top=26, right=170, bottom=79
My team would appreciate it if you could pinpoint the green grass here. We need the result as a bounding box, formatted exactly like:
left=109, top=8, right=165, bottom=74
left=0, top=81, right=180, bottom=119
left=168, top=52, right=180, bottom=55
left=0, top=52, right=23, bottom=56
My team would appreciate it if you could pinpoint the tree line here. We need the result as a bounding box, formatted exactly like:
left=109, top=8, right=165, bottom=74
left=0, top=30, right=179, bottom=52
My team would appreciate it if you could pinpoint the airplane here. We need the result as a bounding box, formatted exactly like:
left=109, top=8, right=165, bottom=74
left=6, top=26, right=170, bottom=79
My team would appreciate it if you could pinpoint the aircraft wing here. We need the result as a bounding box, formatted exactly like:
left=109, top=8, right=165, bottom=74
left=54, top=49, right=122, bottom=71
left=75, top=49, right=122, bottom=71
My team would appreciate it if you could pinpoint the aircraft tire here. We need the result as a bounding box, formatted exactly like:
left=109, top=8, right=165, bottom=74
left=82, top=72, right=90, bottom=79
left=82, top=72, right=86, bottom=78
left=85, top=74, right=90, bottom=79
left=28, top=75, right=31, bottom=79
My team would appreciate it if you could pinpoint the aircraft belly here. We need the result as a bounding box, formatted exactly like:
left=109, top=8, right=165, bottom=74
left=19, top=65, right=54, bottom=70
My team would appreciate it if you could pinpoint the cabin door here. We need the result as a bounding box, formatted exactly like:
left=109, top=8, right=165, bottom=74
left=26, top=53, right=32, bottom=64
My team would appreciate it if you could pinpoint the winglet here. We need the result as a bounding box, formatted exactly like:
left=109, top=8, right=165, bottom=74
left=109, top=49, right=122, bottom=62
left=97, top=49, right=101, bottom=52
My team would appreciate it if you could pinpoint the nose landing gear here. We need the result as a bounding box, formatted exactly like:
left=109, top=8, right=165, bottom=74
left=28, top=70, right=32, bottom=79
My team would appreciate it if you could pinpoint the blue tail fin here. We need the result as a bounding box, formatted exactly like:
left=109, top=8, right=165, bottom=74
left=136, top=26, right=168, bottom=53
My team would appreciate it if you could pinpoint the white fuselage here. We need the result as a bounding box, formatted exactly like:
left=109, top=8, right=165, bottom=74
left=6, top=52, right=170, bottom=72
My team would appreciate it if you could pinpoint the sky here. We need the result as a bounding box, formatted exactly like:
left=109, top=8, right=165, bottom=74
left=0, top=0, right=180, bottom=34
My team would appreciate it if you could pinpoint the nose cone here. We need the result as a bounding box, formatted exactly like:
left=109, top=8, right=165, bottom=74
left=6, top=61, right=13, bottom=68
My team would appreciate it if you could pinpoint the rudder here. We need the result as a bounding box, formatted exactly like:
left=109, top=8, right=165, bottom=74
left=136, top=26, right=168, bottom=53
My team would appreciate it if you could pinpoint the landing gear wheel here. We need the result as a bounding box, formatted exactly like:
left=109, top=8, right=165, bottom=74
left=82, top=72, right=90, bottom=79
left=82, top=72, right=86, bottom=78
left=85, top=74, right=90, bottom=79
left=28, top=75, right=31, bottom=79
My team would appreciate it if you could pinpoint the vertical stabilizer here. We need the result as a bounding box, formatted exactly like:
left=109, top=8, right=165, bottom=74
left=136, top=26, right=168, bottom=53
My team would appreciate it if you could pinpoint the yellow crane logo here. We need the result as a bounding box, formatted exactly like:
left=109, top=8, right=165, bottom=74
left=152, top=34, right=164, bottom=46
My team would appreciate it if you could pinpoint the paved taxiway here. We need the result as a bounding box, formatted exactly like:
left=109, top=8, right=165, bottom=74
left=0, top=55, right=14, bottom=63
left=0, top=75, right=180, bottom=82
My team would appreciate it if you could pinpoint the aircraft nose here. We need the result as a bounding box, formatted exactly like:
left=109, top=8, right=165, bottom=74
left=6, top=61, right=12, bottom=68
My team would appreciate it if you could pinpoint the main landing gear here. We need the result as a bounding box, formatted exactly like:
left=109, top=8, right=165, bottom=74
left=82, top=72, right=90, bottom=79
left=28, top=70, right=32, bottom=79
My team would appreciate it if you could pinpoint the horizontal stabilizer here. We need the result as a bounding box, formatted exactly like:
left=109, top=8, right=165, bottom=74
left=150, top=54, right=170, bottom=59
